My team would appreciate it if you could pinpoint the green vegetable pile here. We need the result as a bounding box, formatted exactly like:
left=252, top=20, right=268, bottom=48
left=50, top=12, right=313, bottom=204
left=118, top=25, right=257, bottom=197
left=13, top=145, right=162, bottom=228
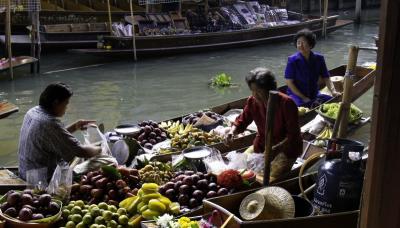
left=320, top=103, right=363, bottom=123
left=210, top=73, right=232, bottom=88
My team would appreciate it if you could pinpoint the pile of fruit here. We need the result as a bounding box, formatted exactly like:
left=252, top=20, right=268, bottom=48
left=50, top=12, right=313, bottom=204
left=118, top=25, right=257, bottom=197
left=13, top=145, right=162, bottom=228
left=119, top=183, right=180, bottom=220
left=61, top=200, right=130, bottom=228
left=320, top=103, right=363, bottom=123
left=136, top=120, right=169, bottom=149
left=1, top=190, right=60, bottom=222
left=139, top=161, right=174, bottom=185
left=70, top=166, right=141, bottom=205
left=161, top=121, right=222, bottom=150
left=159, top=171, right=229, bottom=209
left=182, top=111, right=224, bottom=126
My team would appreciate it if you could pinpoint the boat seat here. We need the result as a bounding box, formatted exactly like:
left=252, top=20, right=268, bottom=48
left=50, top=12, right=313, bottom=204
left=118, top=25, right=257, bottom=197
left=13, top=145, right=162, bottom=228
left=71, top=23, right=90, bottom=32
left=89, top=22, right=109, bottom=32
left=42, top=24, right=72, bottom=33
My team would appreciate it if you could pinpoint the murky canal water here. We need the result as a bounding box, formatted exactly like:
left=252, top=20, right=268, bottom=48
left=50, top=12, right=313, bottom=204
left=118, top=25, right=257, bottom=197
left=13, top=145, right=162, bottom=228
left=0, top=19, right=379, bottom=166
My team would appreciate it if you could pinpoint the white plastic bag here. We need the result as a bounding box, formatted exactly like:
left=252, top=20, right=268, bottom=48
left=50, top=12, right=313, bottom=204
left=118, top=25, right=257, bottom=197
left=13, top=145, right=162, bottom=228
left=47, top=161, right=73, bottom=202
left=74, top=124, right=117, bottom=174
left=225, top=151, right=248, bottom=170
left=203, top=148, right=227, bottom=175
left=246, top=153, right=265, bottom=174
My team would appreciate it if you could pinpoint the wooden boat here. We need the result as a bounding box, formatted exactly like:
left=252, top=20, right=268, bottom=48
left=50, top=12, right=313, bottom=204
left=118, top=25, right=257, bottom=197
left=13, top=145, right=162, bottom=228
left=149, top=65, right=375, bottom=162
left=0, top=101, right=19, bottom=119
left=69, top=15, right=352, bottom=56
left=0, top=56, right=37, bottom=73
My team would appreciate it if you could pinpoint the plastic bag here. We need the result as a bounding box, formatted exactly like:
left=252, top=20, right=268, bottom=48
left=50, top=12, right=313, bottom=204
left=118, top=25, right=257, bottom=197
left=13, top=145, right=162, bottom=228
left=203, top=148, right=227, bottom=175
left=47, top=161, right=73, bottom=202
left=246, top=153, right=265, bottom=174
left=225, top=151, right=248, bottom=170
left=74, top=124, right=117, bottom=174
left=25, top=167, right=48, bottom=191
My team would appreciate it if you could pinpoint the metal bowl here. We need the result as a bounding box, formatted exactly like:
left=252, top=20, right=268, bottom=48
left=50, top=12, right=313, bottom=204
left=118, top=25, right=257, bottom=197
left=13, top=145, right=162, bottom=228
left=114, top=124, right=141, bottom=137
left=182, top=146, right=213, bottom=172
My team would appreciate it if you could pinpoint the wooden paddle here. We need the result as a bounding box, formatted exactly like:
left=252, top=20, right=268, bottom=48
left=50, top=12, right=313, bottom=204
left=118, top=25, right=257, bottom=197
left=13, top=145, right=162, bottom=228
left=263, top=91, right=280, bottom=186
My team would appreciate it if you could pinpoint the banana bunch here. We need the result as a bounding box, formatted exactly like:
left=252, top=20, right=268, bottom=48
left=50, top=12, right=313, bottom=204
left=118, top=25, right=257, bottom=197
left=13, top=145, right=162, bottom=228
left=316, top=125, right=333, bottom=140
left=119, top=183, right=180, bottom=221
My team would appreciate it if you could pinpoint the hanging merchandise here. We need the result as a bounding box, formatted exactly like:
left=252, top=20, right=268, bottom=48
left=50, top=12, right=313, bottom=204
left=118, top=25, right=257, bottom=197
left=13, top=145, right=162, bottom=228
left=313, top=138, right=365, bottom=214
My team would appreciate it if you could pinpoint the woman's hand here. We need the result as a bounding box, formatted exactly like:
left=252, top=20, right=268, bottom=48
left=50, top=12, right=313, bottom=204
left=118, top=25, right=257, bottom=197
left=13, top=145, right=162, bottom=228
left=331, top=90, right=341, bottom=97
left=67, top=119, right=96, bottom=133
left=224, top=127, right=237, bottom=146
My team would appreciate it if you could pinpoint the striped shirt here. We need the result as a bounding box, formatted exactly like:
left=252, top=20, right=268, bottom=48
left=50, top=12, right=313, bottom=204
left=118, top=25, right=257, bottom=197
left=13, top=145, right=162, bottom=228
left=18, top=106, right=82, bottom=181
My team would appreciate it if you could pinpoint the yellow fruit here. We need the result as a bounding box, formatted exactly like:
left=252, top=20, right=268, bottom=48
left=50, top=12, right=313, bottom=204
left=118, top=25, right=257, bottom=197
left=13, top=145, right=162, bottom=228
left=141, top=193, right=161, bottom=203
left=148, top=199, right=166, bottom=213
left=158, top=196, right=172, bottom=207
left=128, top=215, right=142, bottom=228
left=139, top=205, right=148, bottom=213
left=168, top=202, right=180, bottom=215
left=141, top=209, right=160, bottom=220
left=136, top=201, right=146, bottom=213
left=127, top=197, right=142, bottom=215
left=119, top=196, right=138, bottom=210
left=142, top=183, right=159, bottom=194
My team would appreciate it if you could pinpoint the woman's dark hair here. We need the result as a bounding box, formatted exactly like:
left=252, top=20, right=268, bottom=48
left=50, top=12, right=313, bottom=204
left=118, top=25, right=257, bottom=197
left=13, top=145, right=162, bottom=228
left=294, top=29, right=316, bottom=48
left=245, top=67, right=277, bottom=93
left=39, top=82, right=73, bottom=111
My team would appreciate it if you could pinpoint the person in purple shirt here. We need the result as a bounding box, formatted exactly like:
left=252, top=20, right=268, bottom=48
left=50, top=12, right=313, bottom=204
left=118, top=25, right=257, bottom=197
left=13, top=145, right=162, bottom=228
left=285, top=29, right=340, bottom=107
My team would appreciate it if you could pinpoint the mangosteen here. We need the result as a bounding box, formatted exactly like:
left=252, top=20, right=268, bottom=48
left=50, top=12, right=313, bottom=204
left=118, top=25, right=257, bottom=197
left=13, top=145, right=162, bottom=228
left=48, top=201, right=60, bottom=215
left=21, top=193, right=33, bottom=205
left=217, top=188, right=228, bottom=196
left=208, top=182, right=218, bottom=191
left=191, top=174, right=200, bottom=183
left=178, top=194, right=189, bottom=205
left=38, top=194, right=52, bottom=207
left=164, top=182, right=175, bottom=190
left=184, top=171, right=195, bottom=176
left=159, top=186, right=166, bottom=195
left=31, top=213, right=44, bottom=220
left=1, top=202, right=10, bottom=212
left=173, top=181, right=182, bottom=191
left=7, top=192, right=21, bottom=206
left=179, top=185, right=190, bottom=194
left=165, top=189, right=176, bottom=199
left=18, top=207, right=33, bottom=221
left=149, top=132, right=157, bottom=139
left=156, top=136, right=162, bottom=142
left=188, top=198, right=198, bottom=209
left=206, top=191, right=217, bottom=198
left=182, top=176, right=194, bottom=186
left=197, top=179, right=208, bottom=190
left=149, top=139, right=157, bottom=145
left=4, top=207, right=17, bottom=217
left=32, top=200, right=40, bottom=208
left=192, top=190, right=204, bottom=201
left=22, top=189, right=33, bottom=195
left=144, top=143, right=153, bottom=149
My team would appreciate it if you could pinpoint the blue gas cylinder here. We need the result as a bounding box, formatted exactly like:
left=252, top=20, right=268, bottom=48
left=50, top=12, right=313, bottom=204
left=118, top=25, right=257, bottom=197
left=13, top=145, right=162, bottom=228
left=313, top=138, right=365, bottom=214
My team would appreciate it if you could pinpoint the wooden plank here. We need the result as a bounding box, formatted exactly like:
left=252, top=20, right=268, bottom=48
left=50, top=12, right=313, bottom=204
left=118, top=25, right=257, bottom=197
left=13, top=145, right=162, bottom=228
left=0, top=56, right=38, bottom=72
left=359, top=0, right=400, bottom=227
left=0, top=101, right=18, bottom=119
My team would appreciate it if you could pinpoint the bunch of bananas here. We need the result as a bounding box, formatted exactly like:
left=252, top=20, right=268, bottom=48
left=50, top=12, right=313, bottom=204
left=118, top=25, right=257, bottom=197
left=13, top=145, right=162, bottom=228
left=119, top=183, right=180, bottom=221
left=139, top=162, right=174, bottom=185
left=316, top=125, right=333, bottom=139
left=161, top=120, right=222, bottom=150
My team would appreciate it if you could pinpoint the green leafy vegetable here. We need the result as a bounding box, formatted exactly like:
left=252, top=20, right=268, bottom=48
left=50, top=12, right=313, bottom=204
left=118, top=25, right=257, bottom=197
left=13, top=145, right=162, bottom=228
left=210, top=73, right=232, bottom=88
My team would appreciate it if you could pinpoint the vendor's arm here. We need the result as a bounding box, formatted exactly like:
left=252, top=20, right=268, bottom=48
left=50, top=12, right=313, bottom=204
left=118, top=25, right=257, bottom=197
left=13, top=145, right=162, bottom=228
left=49, top=122, right=101, bottom=162
left=66, top=119, right=96, bottom=133
left=225, top=98, right=254, bottom=144
left=323, top=77, right=340, bottom=97
left=319, top=55, right=340, bottom=97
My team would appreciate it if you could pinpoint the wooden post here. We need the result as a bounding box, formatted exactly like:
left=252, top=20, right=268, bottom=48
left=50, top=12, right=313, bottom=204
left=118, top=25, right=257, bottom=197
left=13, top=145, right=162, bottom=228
left=355, top=0, right=362, bottom=24
left=332, top=45, right=358, bottom=138
left=129, top=0, right=137, bottom=61
left=106, top=0, right=113, bottom=35
left=359, top=0, right=400, bottom=226
left=322, top=0, right=328, bottom=38
left=5, top=0, right=13, bottom=80
left=263, top=91, right=280, bottom=186
left=205, top=0, right=209, bottom=15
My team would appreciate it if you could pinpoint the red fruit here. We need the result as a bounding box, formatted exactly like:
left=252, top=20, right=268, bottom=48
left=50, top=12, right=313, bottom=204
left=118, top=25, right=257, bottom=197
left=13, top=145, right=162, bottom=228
left=116, top=180, right=127, bottom=189
left=117, top=167, right=131, bottom=177
left=217, top=169, right=243, bottom=189
left=91, top=189, right=104, bottom=199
